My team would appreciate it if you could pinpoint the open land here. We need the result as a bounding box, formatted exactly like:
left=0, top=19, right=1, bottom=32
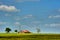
left=0, top=33, right=60, bottom=40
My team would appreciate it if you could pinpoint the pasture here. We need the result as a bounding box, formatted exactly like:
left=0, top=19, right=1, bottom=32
left=0, top=33, right=60, bottom=40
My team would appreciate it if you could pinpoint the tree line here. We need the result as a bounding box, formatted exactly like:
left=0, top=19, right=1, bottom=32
left=5, top=27, right=18, bottom=33
left=5, top=27, right=40, bottom=33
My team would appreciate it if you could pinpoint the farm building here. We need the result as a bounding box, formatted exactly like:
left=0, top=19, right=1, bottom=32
left=18, top=30, right=31, bottom=33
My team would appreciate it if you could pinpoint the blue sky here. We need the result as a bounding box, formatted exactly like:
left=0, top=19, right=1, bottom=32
left=0, top=0, right=60, bottom=33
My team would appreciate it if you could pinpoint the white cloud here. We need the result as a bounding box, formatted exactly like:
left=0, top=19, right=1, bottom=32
left=15, top=0, right=40, bottom=2
left=5, top=14, right=11, bottom=17
left=48, top=16, right=52, bottom=18
left=14, top=17, right=21, bottom=21
left=15, top=18, right=21, bottom=20
left=58, top=9, right=60, bottom=12
left=45, top=23, right=60, bottom=27
left=48, top=15, right=60, bottom=18
left=31, top=21, right=41, bottom=24
left=24, top=0, right=40, bottom=1
left=14, top=22, right=21, bottom=26
left=21, top=25, right=28, bottom=27
left=24, top=14, right=33, bottom=19
left=14, top=14, right=33, bottom=21
left=0, top=2, right=3, bottom=4
left=0, top=22, right=7, bottom=25
left=0, top=5, right=20, bottom=12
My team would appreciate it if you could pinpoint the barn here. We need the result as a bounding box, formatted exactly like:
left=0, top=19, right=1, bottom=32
left=19, top=30, right=31, bottom=33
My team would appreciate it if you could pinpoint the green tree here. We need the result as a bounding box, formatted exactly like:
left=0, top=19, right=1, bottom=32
left=5, top=27, right=11, bottom=33
left=15, top=30, right=18, bottom=33
left=36, top=28, right=40, bottom=33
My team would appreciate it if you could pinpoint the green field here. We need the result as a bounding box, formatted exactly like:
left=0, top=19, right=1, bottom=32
left=0, top=33, right=60, bottom=40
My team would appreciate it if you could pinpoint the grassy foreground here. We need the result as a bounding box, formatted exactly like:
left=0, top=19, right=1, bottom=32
left=0, top=33, right=60, bottom=40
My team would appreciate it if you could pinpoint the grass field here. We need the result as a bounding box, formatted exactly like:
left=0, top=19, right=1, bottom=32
left=0, top=33, right=60, bottom=40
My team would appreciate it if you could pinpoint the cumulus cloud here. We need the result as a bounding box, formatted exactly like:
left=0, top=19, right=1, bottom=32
left=48, top=15, right=60, bottom=18
left=45, top=23, right=60, bottom=27
left=0, top=5, right=20, bottom=12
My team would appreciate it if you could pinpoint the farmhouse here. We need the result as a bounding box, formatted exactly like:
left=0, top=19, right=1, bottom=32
left=19, top=30, right=31, bottom=33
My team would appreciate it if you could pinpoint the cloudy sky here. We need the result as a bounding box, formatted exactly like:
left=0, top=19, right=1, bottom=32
left=0, top=0, right=60, bottom=33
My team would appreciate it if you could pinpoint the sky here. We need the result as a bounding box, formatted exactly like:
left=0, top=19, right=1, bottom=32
left=0, top=0, right=60, bottom=33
